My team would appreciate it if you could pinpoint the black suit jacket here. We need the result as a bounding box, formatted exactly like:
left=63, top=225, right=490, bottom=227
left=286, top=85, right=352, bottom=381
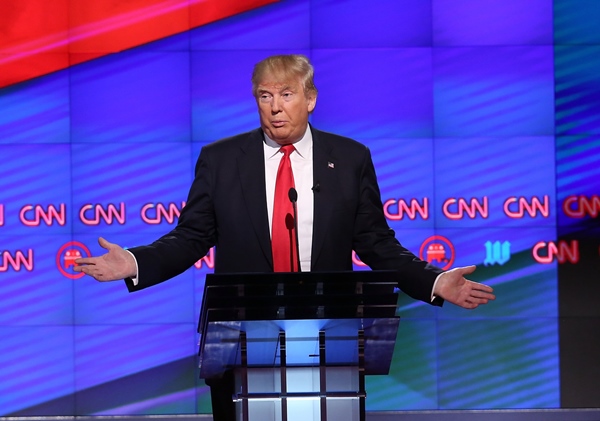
left=127, top=126, right=443, bottom=305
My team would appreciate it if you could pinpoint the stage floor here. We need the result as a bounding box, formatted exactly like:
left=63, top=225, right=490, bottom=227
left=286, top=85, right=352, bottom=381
left=4, top=410, right=600, bottom=421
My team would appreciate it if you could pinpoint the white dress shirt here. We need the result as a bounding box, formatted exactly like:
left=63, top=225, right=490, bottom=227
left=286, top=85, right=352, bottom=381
left=263, top=126, right=314, bottom=272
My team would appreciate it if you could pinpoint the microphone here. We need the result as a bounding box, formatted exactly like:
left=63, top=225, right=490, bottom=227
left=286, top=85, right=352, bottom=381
left=288, top=187, right=298, bottom=203
left=288, top=187, right=301, bottom=272
left=311, top=182, right=320, bottom=193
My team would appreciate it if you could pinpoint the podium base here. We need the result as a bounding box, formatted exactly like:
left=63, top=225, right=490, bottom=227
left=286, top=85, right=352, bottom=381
left=233, top=367, right=362, bottom=421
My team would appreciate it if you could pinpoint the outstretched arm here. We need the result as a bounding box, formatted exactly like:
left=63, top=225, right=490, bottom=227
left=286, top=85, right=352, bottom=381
left=433, top=265, right=495, bottom=309
left=74, top=237, right=137, bottom=282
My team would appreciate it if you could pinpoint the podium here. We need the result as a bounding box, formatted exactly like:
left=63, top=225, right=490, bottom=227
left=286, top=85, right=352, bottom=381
left=197, top=271, right=400, bottom=421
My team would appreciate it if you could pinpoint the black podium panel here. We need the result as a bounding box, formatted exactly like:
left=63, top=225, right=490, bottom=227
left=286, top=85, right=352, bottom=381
left=199, top=317, right=399, bottom=379
left=198, top=271, right=399, bottom=378
left=197, top=271, right=402, bottom=421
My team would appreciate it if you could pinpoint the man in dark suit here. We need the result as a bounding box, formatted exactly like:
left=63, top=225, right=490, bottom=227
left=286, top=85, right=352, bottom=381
left=75, top=54, right=495, bottom=419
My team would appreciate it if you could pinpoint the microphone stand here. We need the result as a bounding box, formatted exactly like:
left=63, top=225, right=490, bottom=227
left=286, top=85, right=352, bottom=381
left=288, top=188, right=302, bottom=272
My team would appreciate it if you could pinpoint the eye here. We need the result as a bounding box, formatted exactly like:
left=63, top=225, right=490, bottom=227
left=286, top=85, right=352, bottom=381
left=259, top=93, right=272, bottom=103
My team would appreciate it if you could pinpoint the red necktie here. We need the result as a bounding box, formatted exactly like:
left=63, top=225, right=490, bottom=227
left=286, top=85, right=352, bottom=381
left=272, top=145, right=298, bottom=272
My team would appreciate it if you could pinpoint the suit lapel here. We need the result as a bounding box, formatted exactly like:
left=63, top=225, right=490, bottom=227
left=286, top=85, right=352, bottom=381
left=311, top=128, right=338, bottom=268
left=237, top=129, right=273, bottom=267
left=235, top=127, right=341, bottom=270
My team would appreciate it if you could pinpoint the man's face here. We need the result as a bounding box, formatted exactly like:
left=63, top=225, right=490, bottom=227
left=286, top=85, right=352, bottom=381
left=256, top=78, right=317, bottom=145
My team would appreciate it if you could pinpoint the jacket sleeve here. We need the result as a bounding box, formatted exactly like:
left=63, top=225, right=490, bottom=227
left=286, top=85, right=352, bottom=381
left=351, top=146, right=444, bottom=305
left=125, top=147, right=217, bottom=291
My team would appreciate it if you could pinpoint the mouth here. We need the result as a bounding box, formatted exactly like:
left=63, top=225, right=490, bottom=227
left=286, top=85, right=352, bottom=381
left=271, top=120, right=287, bottom=128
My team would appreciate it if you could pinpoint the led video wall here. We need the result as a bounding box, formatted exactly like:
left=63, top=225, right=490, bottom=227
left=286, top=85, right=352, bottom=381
left=1, top=0, right=599, bottom=415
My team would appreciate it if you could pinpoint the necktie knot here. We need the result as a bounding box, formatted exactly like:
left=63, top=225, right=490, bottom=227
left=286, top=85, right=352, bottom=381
left=280, top=144, right=295, bottom=158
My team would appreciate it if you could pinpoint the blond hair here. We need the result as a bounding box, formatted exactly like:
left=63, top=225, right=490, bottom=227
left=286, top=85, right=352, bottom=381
left=251, top=54, right=317, bottom=98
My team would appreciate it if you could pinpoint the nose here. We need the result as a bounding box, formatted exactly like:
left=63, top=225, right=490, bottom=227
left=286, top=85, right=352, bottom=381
left=271, top=95, right=283, bottom=114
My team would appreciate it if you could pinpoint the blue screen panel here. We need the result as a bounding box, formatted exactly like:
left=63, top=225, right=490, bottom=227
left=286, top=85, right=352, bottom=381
left=0, top=234, right=74, bottom=326
left=433, top=136, right=556, bottom=228
left=190, top=0, right=310, bottom=50
left=0, top=144, right=72, bottom=235
left=312, top=0, right=432, bottom=48
left=433, top=0, right=552, bottom=46
left=366, top=319, right=438, bottom=410
left=311, top=49, right=433, bottom=139
left=438, top=318, right=559, bottom=408
left=70, top=51, right=191, bottom=143
left=434, top=227, right=558, bottom=319
left=555, top=46, right=600, bottom=135
left=556, top=135, right=600, bottom=230
left=554, top=0, right=600, bottom=44
left=74, top=324, right=196, bottom=396
left=433, top=46, right=554, bottom=137
left=0, top=0, right=591, bottom=414
left=0, top=72, right=70, bottom=144
left=71, top=142, right=192, bottom=236
left=0, top=326, right=75, bottom=415
left=195, top=384, right=212, bottom=414
left=72, top=234, right=195, bottom=325
left=363, top=138, right=435, bottom=229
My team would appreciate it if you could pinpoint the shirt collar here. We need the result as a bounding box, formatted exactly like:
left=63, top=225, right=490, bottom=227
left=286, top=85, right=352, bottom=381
left=264, top=125, right=313, bottom=160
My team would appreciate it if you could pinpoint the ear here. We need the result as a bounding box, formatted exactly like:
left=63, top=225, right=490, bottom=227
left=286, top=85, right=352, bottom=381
left=307, top=92, right=317, bottom=113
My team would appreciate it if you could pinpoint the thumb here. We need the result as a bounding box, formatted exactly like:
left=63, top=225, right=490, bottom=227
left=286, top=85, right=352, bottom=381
left=98, top=237, right=115, bottom=251
left=456, top=265, right=476, bottom=276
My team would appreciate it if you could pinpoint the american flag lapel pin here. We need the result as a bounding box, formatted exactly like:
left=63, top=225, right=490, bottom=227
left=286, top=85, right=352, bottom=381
left=328, top=161, right=334, bottom=169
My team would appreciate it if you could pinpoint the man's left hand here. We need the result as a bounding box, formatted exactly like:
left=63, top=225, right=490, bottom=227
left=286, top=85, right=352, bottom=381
left=434, top=265, right=495, bottom=309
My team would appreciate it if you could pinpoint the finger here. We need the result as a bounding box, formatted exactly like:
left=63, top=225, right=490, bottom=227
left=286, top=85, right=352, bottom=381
left=473, top=290, right=495, bottom=301
left=461, top=300, right=479, bottom=309
left=98, top=237, right=114, bottom=251
left=468, top=296, right=490, bottom=305
left=78, top=264, right=112, bottom=282
left=465, top=281, right=493, bottom=293
left=473, top=283, right=494, bottom=292
left=84, top=268, right=106, bottom=282
left=74, top=257, right=96, bottom=265
left=464, top=288, right=495, bottom=304
left=74, top=265, right=92, bottom=276
left=481, top=292, right=496, bottom=300
left=465, top=294, right=493, bottom=306
left=73, top=265, right=97, bottom=274
left=470, top=288, right=495, bottom=299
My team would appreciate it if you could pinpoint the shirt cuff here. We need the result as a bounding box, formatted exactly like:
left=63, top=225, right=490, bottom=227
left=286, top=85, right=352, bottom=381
left=431, top=272, right=443, bottom=302
left=125, top=249, right=139, bottom=286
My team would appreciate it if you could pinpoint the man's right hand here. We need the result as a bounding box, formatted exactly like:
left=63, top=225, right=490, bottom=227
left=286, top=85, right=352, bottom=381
left=74, top=237, right=137, bottom=281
